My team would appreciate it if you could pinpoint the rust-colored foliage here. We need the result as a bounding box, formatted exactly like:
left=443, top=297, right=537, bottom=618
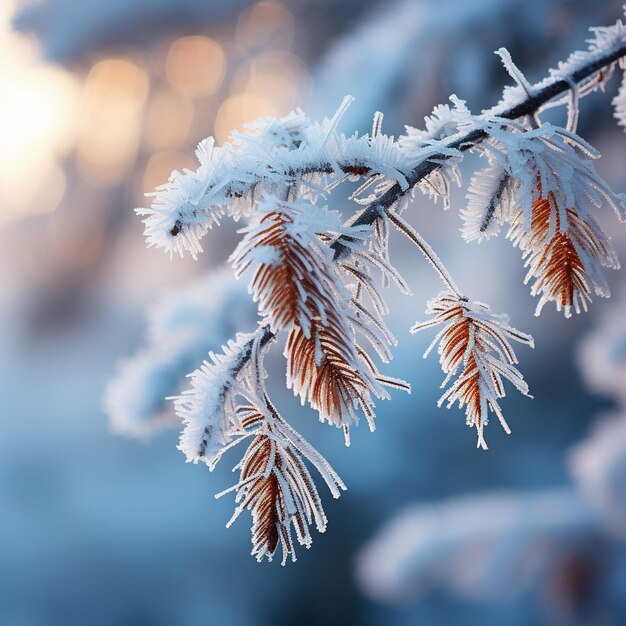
left=244, top=434, right=283, bottom=556
left=509, top=190, right=618, bottom=316
left=413, top=293, right=532, bottom=448
left=429, top=301, right=489, bottom=446
left=233, top=207, right=378, bottom=442
left=229, top=405, right=329, bottom=564
left=240, top=210, right=321, bottom=331
left=131, top=17, right=626, bottom=566
left=286, top=320, right=375, bottom=440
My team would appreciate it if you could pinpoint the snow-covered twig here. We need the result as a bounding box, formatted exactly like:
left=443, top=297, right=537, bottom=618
left=332, top=22, right=626, bottom=256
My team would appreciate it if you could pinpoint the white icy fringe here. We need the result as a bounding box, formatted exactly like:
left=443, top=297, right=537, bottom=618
left=464, top=120, right=624, bottom=316
left=487, top=16, right=626, bottom=117
left=175, top=328, right=270, bottom=466
left=104, top=269, right=257, bottom=439
left=412, top=292, right=533, bottom=449
left=570, top=414, right=626, bottom=540
left=397, top=96, right=467, bottom=209
left=462, top=15, right=626, bottom=228
left=404, top=95, right=472, bottom=144
left=222, top=403, right=346, bottom=565
left=477, top=120, right=626, bottom=228
left=137, top=97, right=429, bottom=258
left=461, top=161, right=516, bottom=242
left=356, top=489, right=594, bottom=603
left=613, top=70, right=626, bottom=131
left=463, top=18, right=626, bottom=249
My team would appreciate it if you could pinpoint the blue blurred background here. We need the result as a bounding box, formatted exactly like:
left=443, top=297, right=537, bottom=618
left=2, top=0, right=626, bottom=624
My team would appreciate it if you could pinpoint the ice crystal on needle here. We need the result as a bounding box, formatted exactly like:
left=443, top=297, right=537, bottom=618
left=463, top=120, right=625, bottom=315
left=412, top=293, right=533, bottom=449
left=357, top=489, right=594, bottom=604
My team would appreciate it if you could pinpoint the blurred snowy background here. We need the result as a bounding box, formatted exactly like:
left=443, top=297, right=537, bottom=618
left=2, top=0, right=626, bottom=624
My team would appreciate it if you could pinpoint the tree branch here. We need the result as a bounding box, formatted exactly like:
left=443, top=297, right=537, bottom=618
left=332, top=42, right=626, bottom=259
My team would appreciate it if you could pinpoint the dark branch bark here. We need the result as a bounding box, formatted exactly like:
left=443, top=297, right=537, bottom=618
left=332, top=42, right=626, bottom=259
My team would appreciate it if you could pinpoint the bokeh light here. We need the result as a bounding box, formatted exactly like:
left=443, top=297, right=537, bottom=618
left=230, top=50, right=306, bottom=123
left=236, top=1, right=294, bottom=52
left=0, top=0, right=79, bottom=222
left=141, top=150, right=198, bottom=201
left=144, top=89, right=195, bottom=150
left=214, top=93, right=279, bottom=143
left=166, top=36, right=226, bottom=98
left=76, top=58, right=149, bottom=185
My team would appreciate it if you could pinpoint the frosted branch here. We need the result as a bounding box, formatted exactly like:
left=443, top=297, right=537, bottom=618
left=332, top=23, right=626, bottom=256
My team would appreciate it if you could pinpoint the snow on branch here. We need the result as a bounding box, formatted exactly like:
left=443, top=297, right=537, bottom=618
left=176, top=325, right=274, bottom=466
left=330, top=17, right=626, bottom=253
left=572, top=293, right=626, bottom=539
left=570, top=414, right=626, bottom=540
left=138, top=98, right=419, bottom=259
left=105, top=269, right=258, bottom=438
left=578, top=288, right=626, bottom=405
left=356, top=489, right=595, bottom=604
left=119, top=12, right=626, bottom=563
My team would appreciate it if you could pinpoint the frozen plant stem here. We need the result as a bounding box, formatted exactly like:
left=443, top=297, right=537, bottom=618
left=386, top=210, right=462, bottom=296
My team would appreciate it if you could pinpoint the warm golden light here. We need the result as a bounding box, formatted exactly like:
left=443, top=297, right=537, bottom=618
left=144, top=89, right=194, bottom=150
left=237, top=50, right=306, bottom=113
left=82, top=58, right=150, bottom=114
left=5, top=162, right=67, bottom=220
left=236, top=1, right=294, bottom=52
left=0, top=0, right=79, bottom=222
left=166, top=36, right=226, bottom=98
left=214, top=94, right=279, bottom=144
left=76, top=58, right=149, bottom=185
left=142, top=151, right=198, bottom=196
left=246, top=73, right=299, bottom=111
left=249, top=50, right=306, bottom=86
